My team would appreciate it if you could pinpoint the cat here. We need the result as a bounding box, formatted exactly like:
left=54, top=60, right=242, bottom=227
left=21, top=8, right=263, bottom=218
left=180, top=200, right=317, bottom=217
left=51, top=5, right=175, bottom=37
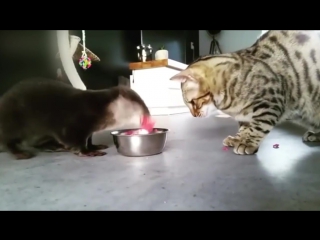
left=170, top=30, right=320, bottom=155
left=0, top=78, right=150, bottom=159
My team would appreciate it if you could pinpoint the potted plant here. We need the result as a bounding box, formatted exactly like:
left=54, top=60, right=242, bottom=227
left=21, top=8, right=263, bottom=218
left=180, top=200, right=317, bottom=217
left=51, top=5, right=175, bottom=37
left=155, top=45, right=169, bottom=60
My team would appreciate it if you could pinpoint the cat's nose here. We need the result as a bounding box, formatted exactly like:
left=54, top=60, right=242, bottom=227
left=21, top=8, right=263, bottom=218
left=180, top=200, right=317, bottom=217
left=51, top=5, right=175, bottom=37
left=190, top=109, right=197, bottom=117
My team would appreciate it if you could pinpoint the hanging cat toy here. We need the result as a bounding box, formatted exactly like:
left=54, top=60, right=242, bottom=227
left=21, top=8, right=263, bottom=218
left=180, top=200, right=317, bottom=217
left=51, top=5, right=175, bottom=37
left=79, top=30, right=92, bottom=70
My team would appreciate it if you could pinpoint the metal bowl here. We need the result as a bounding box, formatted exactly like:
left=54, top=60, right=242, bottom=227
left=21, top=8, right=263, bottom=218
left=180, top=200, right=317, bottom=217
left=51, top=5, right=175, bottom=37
left=110, top=128, right=169, bottom=157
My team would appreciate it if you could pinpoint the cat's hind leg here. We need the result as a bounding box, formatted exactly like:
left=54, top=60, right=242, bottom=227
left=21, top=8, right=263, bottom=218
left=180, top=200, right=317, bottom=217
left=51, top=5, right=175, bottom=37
left=290, top=116, right=320, bottom=142
left=303, top=131, right=320, bottom=142
left=302, top=127, right=320, bottom=142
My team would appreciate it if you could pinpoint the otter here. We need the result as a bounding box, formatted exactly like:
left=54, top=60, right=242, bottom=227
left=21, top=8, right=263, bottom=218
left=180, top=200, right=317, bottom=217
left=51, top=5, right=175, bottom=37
left=0, top=78, right=150, bottom=159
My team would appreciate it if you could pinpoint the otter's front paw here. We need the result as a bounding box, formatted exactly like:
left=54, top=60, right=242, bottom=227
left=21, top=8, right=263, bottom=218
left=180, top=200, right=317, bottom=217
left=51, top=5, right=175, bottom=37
left=76, top=150, right=107, bottom=157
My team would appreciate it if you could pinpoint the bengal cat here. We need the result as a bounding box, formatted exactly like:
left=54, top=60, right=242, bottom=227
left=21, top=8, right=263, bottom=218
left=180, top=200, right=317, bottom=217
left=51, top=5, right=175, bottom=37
left=170, top=30, right=320, bottom=155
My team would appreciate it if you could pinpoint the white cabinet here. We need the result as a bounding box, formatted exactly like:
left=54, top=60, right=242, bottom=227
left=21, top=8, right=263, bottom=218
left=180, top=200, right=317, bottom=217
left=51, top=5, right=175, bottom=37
left=129, top=59, right=189, bottom=116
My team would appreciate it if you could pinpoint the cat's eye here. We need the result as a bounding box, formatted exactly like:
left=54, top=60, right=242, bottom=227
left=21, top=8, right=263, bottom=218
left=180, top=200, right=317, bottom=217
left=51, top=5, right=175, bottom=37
left=195, top=92, right=210, bottom=100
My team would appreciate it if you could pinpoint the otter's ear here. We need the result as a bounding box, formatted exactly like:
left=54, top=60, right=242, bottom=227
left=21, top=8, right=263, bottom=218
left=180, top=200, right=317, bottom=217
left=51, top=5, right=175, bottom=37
left=170, top=69, right=197, bottom=83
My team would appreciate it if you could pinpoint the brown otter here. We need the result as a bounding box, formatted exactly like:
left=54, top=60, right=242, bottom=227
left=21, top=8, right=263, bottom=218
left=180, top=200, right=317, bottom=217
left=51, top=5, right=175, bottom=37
left=0, top=78, right=150, bottom=159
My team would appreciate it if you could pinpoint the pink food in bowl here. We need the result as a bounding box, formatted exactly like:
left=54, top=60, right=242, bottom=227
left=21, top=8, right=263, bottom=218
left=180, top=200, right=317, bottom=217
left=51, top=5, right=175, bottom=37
left=121, top=116, right=160, bottom=135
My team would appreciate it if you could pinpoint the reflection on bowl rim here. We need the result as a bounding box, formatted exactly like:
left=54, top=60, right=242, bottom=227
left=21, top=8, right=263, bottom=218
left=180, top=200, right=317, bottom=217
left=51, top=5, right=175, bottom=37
left=110, top=128, right=169, bottom=137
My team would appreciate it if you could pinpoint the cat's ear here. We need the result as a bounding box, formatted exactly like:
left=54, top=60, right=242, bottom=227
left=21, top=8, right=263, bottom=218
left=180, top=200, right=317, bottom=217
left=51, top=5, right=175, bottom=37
left=170, top=69, right=197, bottom=83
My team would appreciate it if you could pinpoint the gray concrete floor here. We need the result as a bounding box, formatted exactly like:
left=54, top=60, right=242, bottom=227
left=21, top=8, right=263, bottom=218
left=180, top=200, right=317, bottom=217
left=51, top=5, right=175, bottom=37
left=1, top=113, right=320, bottom=210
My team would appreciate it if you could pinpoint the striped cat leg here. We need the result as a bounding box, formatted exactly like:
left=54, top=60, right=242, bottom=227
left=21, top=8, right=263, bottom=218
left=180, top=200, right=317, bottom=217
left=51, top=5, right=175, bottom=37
left=290, top=117, right=320, bottom=142
left=225, top=115, right=279, bottom=155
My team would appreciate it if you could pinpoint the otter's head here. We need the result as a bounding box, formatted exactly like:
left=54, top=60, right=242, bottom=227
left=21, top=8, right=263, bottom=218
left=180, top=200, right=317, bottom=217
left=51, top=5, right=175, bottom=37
left=104, top=86, right=150, bottom=130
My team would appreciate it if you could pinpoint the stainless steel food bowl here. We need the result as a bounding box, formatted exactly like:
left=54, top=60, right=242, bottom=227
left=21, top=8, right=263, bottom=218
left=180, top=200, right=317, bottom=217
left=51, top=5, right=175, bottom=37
left=110, top=128, right=169, bottom=157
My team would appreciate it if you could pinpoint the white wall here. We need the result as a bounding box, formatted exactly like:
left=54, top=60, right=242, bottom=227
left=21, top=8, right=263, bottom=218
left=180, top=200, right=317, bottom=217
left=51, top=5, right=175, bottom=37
left=199, top=30, right=262, bottom=55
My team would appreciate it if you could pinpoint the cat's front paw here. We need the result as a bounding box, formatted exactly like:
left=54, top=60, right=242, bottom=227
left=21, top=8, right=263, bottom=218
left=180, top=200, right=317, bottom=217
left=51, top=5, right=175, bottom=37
left=233, top=142, right=259, bottom=155
left=223, top=135, right=239, bottom=147
left=224, top=136, right=259, bottom=155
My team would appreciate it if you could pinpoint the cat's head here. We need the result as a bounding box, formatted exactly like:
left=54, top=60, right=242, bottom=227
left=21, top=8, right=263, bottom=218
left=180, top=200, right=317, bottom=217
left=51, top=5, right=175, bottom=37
left=170, top=55, right=240, bottom=118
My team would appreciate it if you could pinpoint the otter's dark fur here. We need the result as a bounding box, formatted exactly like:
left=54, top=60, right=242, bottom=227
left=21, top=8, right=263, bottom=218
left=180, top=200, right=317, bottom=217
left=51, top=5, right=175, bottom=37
left=0, top=78, right=150, bottom=159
